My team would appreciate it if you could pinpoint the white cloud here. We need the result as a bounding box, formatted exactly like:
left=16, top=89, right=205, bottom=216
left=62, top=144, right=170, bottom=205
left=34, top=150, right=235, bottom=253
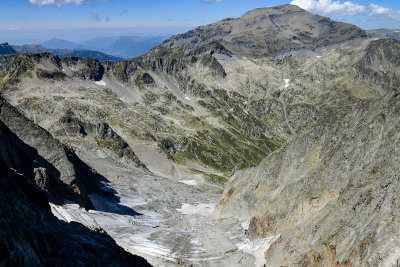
left=29, top=0, right=56, bottom=6
left=290, top=0, right=365, bottom=16
left=290, top=0, right=400, bottom=21
left=89, top=11, right=110, bottom=22
left=90, top=11, right=102, bottom=22
left=202, top=0, right=222, bottom=3
left=368, top=4, right=400, bottom=20
left=368, top=4, right=391, bottom=15
left=28, top=0, right=107, bottom=7
left=8, top=26, right=21, bottom=31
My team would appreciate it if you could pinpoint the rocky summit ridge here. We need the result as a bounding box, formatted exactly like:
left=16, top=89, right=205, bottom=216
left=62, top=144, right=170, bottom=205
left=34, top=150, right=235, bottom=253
left=0, top=4, right=399, bottom=266
left=153, top=4, right=366, bottom=57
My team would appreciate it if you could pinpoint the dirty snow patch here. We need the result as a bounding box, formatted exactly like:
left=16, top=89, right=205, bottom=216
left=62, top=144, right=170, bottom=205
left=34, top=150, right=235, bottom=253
left=95, top=80, right=106, bottom=86
left=237, top=234, right=280, bottom=267
left=284, top=79, right=290, bottom=88
left=50, top=188, right=172, bottom=263
left=177, top=203, right=215, bottom=216
left=179, top=180, right=199, bottom=186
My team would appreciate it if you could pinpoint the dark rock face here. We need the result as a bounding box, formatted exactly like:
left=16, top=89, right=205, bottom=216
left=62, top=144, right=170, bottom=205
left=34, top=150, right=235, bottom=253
left=0, top=155, right=151, bottom=266
left=0, top=42, right=17, bottom=55
left=61, top=56, right=104, bottom=81
left=59, top=113, right=148, bottom=170
left=140, top=72, right=155, bottom=85
left=35, top=68, right=66, bottom=80
left=0, top=97, right=111, bottom=210
left=200, top=54, right=226, bottom=77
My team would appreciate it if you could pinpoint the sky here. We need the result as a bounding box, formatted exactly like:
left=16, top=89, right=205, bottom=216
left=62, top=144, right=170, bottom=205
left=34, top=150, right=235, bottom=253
left=0, top=0, right=399, bottom=44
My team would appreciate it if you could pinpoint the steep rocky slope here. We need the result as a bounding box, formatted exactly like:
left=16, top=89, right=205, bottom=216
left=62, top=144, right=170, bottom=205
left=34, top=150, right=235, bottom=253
left=0, top=150, right=150, bottom=266
left=218, top=39, right=400, bottom=266
left=0, top=96, right=120, bottom=209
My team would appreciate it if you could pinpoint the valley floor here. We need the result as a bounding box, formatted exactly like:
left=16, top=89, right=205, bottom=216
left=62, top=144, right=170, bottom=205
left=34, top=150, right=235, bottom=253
left=50, top=157, right=273, bottom=266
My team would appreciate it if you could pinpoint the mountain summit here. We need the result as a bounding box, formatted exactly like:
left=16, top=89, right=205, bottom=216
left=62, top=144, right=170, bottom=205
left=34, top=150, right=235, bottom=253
left=154, top=4, right=366, bottom=57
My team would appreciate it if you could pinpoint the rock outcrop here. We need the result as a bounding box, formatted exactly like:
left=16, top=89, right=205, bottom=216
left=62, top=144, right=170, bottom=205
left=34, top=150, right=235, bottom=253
left=0, top=153, right=150, bottom=266
left=0, top=97, right=112, bottom=210
left=58, top=112, right=148, bottom=170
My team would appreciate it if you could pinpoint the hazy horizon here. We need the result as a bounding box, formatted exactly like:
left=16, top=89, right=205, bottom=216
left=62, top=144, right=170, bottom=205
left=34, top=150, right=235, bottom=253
left=1, top=0, right=399, bottom=45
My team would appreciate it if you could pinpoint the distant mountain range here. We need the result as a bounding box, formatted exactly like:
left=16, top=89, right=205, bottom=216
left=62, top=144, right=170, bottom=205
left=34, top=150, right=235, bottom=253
left=39, top=35, right=167, bottom=59
left=0, top=42, right=17, bottom=55
left=0, top=35, right=167, bottom=61
left=13, top=44, right=122, bottom=61
left=0, top=42, right=121, bottom=61
left=367, top=29, right=400, bottom=41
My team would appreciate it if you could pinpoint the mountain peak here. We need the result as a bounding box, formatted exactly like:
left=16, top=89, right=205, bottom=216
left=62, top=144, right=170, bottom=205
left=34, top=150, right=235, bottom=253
left=240, top=4, right=304, bottom=18
left=153, top=4, right=366, bottom=58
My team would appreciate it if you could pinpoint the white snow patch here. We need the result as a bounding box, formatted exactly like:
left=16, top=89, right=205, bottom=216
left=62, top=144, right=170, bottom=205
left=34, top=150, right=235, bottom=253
left=316, top=55, right=321, bottom=59
left=95, top=80, right=106, bottom=86
left=62, top=68, right=65, bottom=72
left=237, top=234, right=280, bottom=267
left=176, top=203, right=215, bottom=216
left=241, top=221, right=250, bottom=231
left=185, top=96, right=191, bottom=100
left=179, top=180, right=198, bottom=186
left=284, top=79, right=290, bottom=88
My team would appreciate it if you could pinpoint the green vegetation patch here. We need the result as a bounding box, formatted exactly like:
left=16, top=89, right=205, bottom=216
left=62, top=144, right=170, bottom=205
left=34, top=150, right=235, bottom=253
left=170, top=88, right=280, bottom=175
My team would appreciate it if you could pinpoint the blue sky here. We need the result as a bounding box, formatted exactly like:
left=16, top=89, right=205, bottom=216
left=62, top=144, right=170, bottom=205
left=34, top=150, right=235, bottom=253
left=1, top=0, right=399, bottom=44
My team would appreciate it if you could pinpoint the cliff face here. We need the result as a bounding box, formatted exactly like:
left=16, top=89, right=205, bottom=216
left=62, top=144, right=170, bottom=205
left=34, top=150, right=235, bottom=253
left=0, top=151, right=150, bottom=266
left=0, top=97, right=111, bottom=209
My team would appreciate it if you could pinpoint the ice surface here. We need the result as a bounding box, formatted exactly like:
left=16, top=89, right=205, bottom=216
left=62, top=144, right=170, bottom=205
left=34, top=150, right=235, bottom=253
left=176, top=203, right=215, bottom=216
left=95, top=80, right=106, bottom=86
left=50, top=188, right=171, bottom=262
